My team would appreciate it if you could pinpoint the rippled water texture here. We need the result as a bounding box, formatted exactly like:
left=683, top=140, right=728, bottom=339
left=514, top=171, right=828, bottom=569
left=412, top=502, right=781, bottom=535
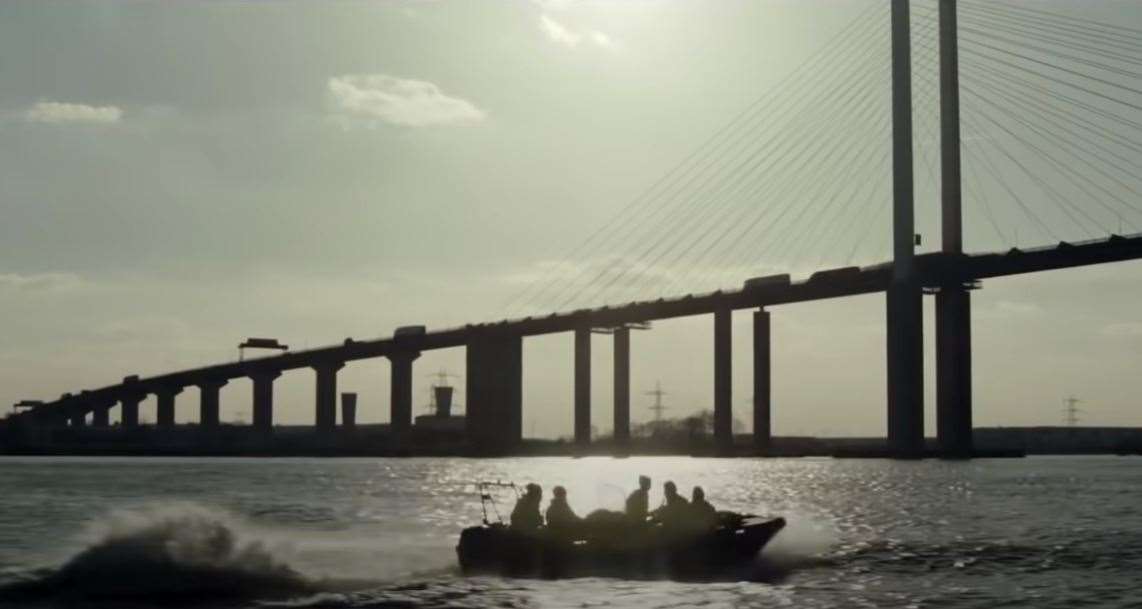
left=0, top=456, right=1138, bottom=608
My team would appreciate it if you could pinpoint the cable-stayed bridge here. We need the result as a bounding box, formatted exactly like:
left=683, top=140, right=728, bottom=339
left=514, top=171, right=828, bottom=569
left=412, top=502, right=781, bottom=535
left=5, top=0, right=1142, bottom=457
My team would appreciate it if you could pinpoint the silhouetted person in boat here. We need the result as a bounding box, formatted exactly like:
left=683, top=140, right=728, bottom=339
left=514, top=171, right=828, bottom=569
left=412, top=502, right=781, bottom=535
left=511, top=483, right=543, bottom=531
left=689, top=486, right=719, bottom=530
left=546, top=486, right=582, bottom=536
left=625, top=475, right=652, bottom=522
left=651, top=481, right=690, bottom=529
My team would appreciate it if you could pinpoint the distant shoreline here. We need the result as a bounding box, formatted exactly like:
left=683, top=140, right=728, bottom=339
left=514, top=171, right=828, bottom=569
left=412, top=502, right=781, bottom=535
left=3, top=426, right=1141, bottom=459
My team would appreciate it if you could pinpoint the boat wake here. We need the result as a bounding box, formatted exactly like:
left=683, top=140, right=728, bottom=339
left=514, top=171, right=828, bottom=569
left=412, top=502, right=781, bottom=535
left=0, top=503, right=321, bottom=606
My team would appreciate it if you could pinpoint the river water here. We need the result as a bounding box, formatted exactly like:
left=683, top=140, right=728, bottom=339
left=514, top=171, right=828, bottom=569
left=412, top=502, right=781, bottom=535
left=0, top=456, right=1137, bottom=608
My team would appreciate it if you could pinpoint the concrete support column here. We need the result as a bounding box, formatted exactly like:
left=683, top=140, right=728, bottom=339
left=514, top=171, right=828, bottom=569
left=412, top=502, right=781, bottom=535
left=120, top=395, right=143, bottom=428
left=92, top=404, right=112, bottom=428
left=251, top=371, right=280, bottom=432
left=70, top=413, right=87, bottom=427
left=197, top=379, right=228, bottom=429
left=888, top=0, right=923, bottom=458
left=156, top=387, right=183, bottom=428
left=613, top=327, right=631, bottom=446
left=388, top=351, right=421, bottom=433
left=465, top=334, right=523, bottom=451
left=887, top=282, right=925, bottom=456
left=714, top=308, right=733, bottom=452
left=937, top=288, right=973, bottom=456
left=314, top=362, right=344, bottom=432
left=753, top=308, right=772, bottom=453
left=574, top=327, right=591, bottom=446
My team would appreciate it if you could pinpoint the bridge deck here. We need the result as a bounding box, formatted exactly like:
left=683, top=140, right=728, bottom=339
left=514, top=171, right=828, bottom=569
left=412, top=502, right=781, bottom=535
left=7, top=233, right=1142, bottom=421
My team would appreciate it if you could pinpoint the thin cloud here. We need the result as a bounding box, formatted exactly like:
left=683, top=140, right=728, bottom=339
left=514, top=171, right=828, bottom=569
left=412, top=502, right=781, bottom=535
left=0, top=272, right=82, bottom=292
left=539, top=14, right=614, bottom=49
left=23, top=101, right=122, bottom=124
left=328, top=74, right=485, bottom=127
left=540, top=14, right=582, bottom=46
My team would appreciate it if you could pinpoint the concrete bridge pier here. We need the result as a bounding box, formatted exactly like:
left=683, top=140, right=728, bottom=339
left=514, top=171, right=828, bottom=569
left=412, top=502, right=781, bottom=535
left=574, top=327, right=591, bottom=446
left=313, top=362, right=344, bottom=432
left=69, top=412, right=87, bottom=427
left=465, top=334, right=523, bottom=451
left=936, top=287, right=972, bottom=456
left=886, top=282, right=925, bottom=456
left=251, top=371, right=280, bottom=432
left=714, top=308, right=733, bottom=453
left=613, top=327, right=630, bottom=446
left=198, top=379, right=227, bottom=429
left=156, top=386, right=183, bottom=428
left=753, top=308, right=771, bottom=453
left=92, top=403, right=112, bottom=427
left=120, top=395, right=143, bottom=428
left=387, top=351, right=421, bottom=432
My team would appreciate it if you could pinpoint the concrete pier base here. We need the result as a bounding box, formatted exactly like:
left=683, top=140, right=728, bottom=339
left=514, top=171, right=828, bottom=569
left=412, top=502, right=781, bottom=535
left=886, top=281, right=925, bottom=457
left=466, top=334, right=523, bottom=451
left=714, top=308, right=733, bottom=453
left=388, top=352, right=421, bottom=433
left=198, top=380, right=227, bottom=429
left=156, top=387, right=183, bottom=428
left=613, top=327, right=630, bottom=446
left=574, top=328, right=591, bottom=446
left=936, top=287, right=973, bottom=456
left=314, top=363, right=344, bottom=432
left=251, top=371, right=280, bottom=432
left=753, top=309, right=772, bottom=453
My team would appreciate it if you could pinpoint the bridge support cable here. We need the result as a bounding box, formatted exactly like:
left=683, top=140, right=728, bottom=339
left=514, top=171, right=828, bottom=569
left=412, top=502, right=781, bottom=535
left=958, top=79, right=1142, bottom=232
left=915, top=1, right=1142, bottom=238
left=960, top=1, right=1142, bottom=56
left=534, top=7, right=890, bottom=311
left=912, top=31, right=1109, bottom=238
left=636, top=39, right=899, bottom=297
left=656, top=59, right=895, bottom=298
left=507, top=4, right=887, bottom=315
left=910, top=21, right=1060, bottom=243
left=562, top=22, right=894, bottom=309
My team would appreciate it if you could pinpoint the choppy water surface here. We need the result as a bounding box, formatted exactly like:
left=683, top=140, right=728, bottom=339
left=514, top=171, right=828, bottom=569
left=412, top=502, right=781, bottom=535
left=0, top=456, right=1137, bottom=608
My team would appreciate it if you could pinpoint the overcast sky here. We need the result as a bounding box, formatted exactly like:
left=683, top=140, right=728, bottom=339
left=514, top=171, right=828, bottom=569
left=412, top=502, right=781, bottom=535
left=2, top=0, right=1141, bottom=438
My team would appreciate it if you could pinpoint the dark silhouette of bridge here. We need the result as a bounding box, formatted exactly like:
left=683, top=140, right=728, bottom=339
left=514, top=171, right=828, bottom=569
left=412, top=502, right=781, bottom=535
left=4, top=0, right=1142, bottom=457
